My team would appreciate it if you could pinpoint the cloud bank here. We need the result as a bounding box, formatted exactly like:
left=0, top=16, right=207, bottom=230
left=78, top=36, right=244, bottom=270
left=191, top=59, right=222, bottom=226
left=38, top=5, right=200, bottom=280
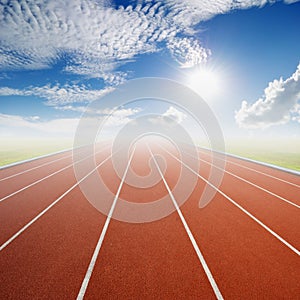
left=0, top=113, right=79, bottom=137
left=0, top=106, right=141, bottom=137
left=0, top=0, right=176, bottom=79
left=235, top=64, right=300, bottom=128
left=1, top=0, right=295, bottom=79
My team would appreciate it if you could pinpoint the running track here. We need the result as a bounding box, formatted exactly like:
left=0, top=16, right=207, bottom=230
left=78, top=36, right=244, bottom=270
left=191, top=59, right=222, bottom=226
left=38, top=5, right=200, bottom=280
left=0, top=142, right=299, bottom=299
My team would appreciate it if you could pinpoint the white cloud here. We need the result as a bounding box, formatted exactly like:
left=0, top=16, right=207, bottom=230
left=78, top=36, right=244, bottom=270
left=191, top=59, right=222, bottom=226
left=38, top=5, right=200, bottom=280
left=0, top=87, right=26, bottom=96
left=167, top=37, right=211, bottom=68
left=150, top=106, right=187, bottom=126
left=103, top=107, right=142, bottom=127
left=0, top=106, right=141, bottom=137
left=0, top=84, right=143, bottom=123
left=0, top=113, right=79, bottom=137
left=284, top=0, right=300, bottom=4
left=0, top=1, right=174, bottom=78
left=163, top=106, right=187, bottom=123
left=235, top=64, right=300, bottom=129
left=27, top=116, right=40, bottom=121
left=2, top=0, right=293, bottom=78
left=162, top=0, right=233, bottom=29
left=32, top=84, right=114, bottom=106
left=291, top=103, right=300, bottom=123
left=53, top=105, right=87, bottom=113
left=161, top=0, right=269, bottom=30
left=0, top=84, right=113, bottom=106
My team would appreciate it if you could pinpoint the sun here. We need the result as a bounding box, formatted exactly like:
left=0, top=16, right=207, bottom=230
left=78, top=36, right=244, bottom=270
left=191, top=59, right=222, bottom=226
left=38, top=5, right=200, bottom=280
left=186, top=67, right=222, bottom=100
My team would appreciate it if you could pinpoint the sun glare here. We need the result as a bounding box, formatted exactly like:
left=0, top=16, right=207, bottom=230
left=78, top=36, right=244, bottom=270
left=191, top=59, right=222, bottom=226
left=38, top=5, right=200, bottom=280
left=187, top=67, right=222, bottom=100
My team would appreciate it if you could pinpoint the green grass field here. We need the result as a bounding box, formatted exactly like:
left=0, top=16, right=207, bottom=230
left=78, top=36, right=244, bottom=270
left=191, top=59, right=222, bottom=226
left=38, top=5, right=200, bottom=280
left=226, top=139, right=300, bottom=172
left=227, top=150, right=300, bottom=172
left=0, top=138, right=72, bottom=167
left=1, top=137, right=299, bottom=172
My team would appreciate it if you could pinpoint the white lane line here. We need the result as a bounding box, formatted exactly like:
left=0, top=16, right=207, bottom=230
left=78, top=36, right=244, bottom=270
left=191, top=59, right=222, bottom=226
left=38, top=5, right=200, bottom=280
left=76, top=147, right=136, bottom=300
left=0, top=148, right=107, bottom=203
left=148, top=146, right=224, bottom=300
left=163, top=147, right=300, bottom=257
left=183, top=150, right=300, bottom=210
left=0, top=151, right=114, bottom=252
left=0, top=153, right=71, bottom=182
left=197, top=149, right=300, bottom=189
left=0, top=164, right=73, bottom=203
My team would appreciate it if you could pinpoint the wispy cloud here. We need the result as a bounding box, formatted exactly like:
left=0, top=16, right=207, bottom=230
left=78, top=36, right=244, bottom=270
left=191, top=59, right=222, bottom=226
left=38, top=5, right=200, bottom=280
left=0, top=84, right=113, bottom=106
left=235, top=63, right=300, bottom=129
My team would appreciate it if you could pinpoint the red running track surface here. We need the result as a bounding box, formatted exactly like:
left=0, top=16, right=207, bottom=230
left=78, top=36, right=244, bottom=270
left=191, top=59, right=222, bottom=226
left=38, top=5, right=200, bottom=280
left=0, top=142, right=299, bottom=299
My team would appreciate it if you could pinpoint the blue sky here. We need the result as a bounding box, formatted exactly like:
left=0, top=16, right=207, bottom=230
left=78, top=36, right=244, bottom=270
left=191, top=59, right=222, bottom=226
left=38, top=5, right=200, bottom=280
left=0, top=0, right=300, bottom=142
